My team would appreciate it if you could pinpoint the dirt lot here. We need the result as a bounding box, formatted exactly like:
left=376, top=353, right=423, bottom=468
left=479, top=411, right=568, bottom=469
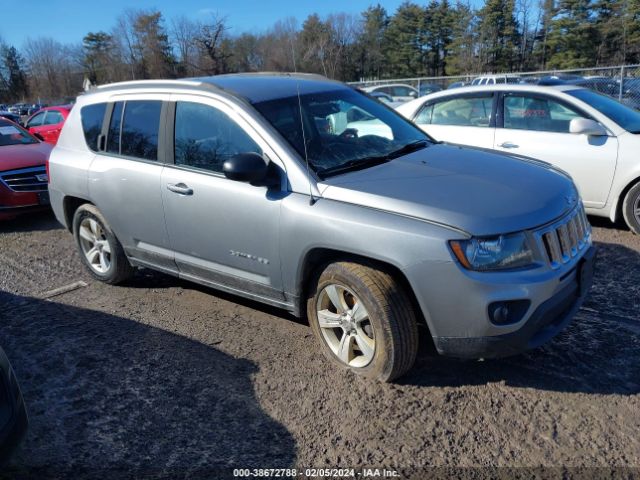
left=0, top=211, right=639, bottom=479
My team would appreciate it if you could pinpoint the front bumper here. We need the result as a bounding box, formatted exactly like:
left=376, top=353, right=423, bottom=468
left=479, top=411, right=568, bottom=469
left=0, top=186, right=50, bottom=220
left=432, top=246, right=596, bottom=358
left=0, top=348, right=28, bottom=465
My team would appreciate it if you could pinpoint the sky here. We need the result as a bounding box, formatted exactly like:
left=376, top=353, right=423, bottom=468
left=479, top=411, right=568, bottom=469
left=0, top=0, right=422, bottom=48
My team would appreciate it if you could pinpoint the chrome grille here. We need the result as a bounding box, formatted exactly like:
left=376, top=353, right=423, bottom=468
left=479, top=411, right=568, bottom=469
left=538, top=205, right=591, bottom=269
left=0, top=166, right=48, bottom=192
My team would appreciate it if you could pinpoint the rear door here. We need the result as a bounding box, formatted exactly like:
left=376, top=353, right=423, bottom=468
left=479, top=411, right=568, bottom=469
left=38, top=110, right=65, bottom=144
left=411, top=92, right=496, bottom=148
left=88, top=95, right=175, bottom=271
left=494, top=92, right=618, bottom=208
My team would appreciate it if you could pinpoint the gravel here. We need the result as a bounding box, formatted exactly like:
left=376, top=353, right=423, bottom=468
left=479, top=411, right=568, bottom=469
left=0, top=211, right=638, bottom=479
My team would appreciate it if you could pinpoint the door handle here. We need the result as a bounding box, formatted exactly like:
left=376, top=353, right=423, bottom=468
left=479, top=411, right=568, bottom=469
left=166, top=183, right=193, bottom=195
left=498, top=142, right=519, bottom=149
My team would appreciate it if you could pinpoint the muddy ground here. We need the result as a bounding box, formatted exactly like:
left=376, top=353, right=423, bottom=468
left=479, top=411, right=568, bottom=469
left=0, top=211, right=638, bottom=479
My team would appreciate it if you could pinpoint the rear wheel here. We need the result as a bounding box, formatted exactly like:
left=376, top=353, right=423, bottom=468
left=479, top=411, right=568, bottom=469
left=622, top=182, right=640, bottom=235
left=307, top=261, right=418, bottom=382
left=72, top=204, right=133, bottom=284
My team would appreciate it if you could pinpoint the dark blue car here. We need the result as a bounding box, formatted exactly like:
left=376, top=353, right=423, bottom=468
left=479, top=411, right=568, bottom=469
left=0, top=346, right=27, bottom=465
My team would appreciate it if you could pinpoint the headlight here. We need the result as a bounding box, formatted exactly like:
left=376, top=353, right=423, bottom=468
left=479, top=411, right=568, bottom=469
left=449, top=232, right=535, bottom=271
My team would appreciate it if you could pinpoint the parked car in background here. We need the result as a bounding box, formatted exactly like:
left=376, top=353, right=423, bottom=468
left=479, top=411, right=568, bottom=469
left=0, top=112, right=22, bottom=124
left=49, top=74, right=594, bottom=382
left=25, top=105, right=72, bottom=145
left=470, top=74, right=521, bottom=86
left=367, top=91, right=404, bottom=109
left=397, top=84, right=640, bottom=233
left=418, top=83, right=442, bottom=96
left=447, top=81, right=467, bottom=89
left=362, top=83, right=419, bottom=102
left=0, top=118, right=52, bottom=220
left=0, top=345, right=28, bottom=465
left=27, top=104, right=46, bottom=116
left=8, top=104, right=29, bottom=116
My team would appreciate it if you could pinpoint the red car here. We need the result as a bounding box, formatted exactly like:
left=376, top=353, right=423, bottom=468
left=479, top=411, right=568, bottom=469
left=24, top=105, right=72, bottom=145
left=0, top=118, right=53, bottom=220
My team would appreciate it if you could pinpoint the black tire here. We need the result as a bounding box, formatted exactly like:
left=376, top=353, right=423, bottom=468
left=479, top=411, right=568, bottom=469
left=307, top=261, right=419, bottom=382
left=622, top=182, right=640, bottom=235
left=72, top=204, right=134, bottom=284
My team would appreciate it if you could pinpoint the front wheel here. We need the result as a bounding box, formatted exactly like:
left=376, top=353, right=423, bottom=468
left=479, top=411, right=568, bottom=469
left=307, top=262, right=419, bottom=382
left=72, top=204, right=134, bottom=284
left=622, top=182, right=640, bottom=235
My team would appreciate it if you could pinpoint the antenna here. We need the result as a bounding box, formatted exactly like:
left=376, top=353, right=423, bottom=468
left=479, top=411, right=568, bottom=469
left=289, top=34, right=317, bottom=206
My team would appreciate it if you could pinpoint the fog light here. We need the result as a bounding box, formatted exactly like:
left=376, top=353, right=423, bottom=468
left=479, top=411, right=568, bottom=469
left=488, top=300, right=531, bottom=325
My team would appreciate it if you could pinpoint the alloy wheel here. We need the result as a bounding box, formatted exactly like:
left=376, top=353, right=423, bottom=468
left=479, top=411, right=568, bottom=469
left=78, top=217, right=112, bottom=274
left=316, top=283, right=375, bottom=368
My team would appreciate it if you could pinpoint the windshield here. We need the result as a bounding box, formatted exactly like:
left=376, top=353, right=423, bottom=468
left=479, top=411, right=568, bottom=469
left=0, top=119, right=38, bottom=146
left=253, top=88, right=432, bottom=178
left=567, top=88, right=640, bottom=133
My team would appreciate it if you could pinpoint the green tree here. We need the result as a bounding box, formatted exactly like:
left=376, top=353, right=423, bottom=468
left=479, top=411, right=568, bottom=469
left=132, top=11, right=176, bottom=78
left=446, top=2, right=479, bottom=75
left=83, top=32, right=116, bottom=84
left=356, top=5, right=389, bottom=79
left=0, top=45, right=29, bottom=102
left=424, top=0, right=456, bottom=76
left=384, top=2, right=426, bottom=77
left=546, top=0, right=598, bottom=68
left=477, top=0, right=521, bottom=72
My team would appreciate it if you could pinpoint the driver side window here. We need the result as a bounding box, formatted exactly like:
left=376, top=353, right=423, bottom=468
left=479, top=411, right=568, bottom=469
left=174, top=102, right=262, bottom=174
left=28, top=112, right=46, bottom=127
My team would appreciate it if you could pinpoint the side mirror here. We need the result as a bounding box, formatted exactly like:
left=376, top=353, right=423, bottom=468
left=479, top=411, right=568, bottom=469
left=569, top=117, right=607, bottom=136
left=223, top=152, right=269, bottom=183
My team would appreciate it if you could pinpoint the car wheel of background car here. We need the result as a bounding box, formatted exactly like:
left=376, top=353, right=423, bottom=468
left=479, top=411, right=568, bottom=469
left=72, top=204, right=134, bottom=284
left=307, top=261, right=418, bottom=382
left=622, top=182, right=640, bottom=235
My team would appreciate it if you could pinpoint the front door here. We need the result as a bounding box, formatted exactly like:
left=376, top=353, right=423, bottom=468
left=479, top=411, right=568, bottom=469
left=494, top=92, right=618, bottom=208
left=161, top=96, right=285, bottom=301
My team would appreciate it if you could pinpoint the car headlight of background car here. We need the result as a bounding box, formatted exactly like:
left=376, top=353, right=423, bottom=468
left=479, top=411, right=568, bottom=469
left=450, top=232, right=535, bottom=271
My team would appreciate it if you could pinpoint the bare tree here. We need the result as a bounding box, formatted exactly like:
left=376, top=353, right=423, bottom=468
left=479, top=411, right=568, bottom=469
left=171, top=16, right=200, bottom=76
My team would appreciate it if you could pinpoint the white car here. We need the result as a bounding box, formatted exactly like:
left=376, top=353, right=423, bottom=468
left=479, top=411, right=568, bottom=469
left=396, top=84, right=640, bottom=233
left=362, top=83, right=419, bottom=103
left=470, top=75, right=522, bottom=86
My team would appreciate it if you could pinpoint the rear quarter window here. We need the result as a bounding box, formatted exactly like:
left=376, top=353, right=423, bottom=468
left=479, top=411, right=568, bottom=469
left=81, top=103, right=107, bottom=152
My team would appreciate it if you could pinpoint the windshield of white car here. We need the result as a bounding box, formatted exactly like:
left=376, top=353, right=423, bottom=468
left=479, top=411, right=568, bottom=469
left=253, top=88, right=432, bottom=178
left=0, top=119, right=39, bottom=146
left=567, top=88, right=640, bottom=133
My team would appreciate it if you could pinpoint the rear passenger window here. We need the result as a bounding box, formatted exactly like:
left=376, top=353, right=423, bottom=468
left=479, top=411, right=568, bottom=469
left=81, top=103, right=106, bottom=151
left=423, top=96, right=493, bottom=127
left=120, top=101, right=162, bottom=161
left=44, top=111, right=63, bottom=125
left=174, top=102, right=262, bottom=173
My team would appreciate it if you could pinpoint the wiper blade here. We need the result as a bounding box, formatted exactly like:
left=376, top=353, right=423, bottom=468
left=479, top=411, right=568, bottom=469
left=386, top=139, right=430, bottom=159
left=318, top=156, right=391, bottom=178
left=318, top=140, right=430, bottom=179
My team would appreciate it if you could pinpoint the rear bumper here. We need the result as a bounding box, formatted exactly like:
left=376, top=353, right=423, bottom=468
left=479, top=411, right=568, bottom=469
left=433, top=246, right=596, bottom=358
left=0, top=348, right=28, bottom=465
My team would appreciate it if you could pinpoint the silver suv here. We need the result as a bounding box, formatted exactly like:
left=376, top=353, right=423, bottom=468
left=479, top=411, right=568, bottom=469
left=48, top=74, right=596, bottom=381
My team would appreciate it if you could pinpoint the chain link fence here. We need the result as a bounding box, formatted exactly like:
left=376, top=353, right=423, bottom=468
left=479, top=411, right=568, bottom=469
left=349, top=65, right=640, bottom=110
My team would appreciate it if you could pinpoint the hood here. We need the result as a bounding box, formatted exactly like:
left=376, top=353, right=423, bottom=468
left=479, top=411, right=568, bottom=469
left=319, top=143, right=577, bottom=236
left=0, top=142, right=53, bottom=172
